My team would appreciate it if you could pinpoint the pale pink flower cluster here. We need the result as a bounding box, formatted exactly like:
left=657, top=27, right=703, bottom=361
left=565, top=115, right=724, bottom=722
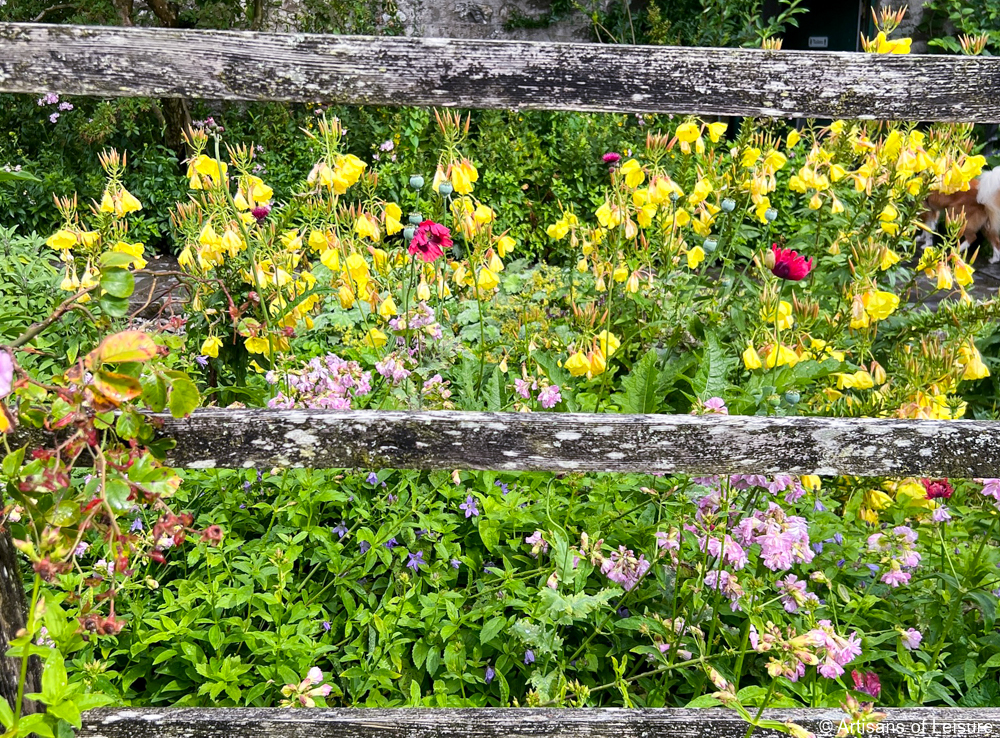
left=704, top=570, right=747, bottom=611
left=375, top=354, right=412, bottom=385
left=280, top=667, right=333, bottom=707
left=525, top=530, right=549, bottom=557
left=867, top=526, right=920, bottom=587
left=389, top=302, right=443, bottom=341
left=777, top=574, right=819, bottom=613
left=600, top=546, right=651, bottom=591
left=750, top=620, right=860, bottom=681
left=735, top=502, right=814, bottom=571
left=981, top=478, right=1000, bottom=503
left=513, top=376, right=561, bottom=409
left=267, top=354, right=372, bottom=409
left=809, top=619, right=862, bottom=678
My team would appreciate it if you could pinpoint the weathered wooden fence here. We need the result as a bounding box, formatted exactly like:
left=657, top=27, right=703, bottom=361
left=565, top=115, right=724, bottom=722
left=4, top=19, right=1000, bottom=737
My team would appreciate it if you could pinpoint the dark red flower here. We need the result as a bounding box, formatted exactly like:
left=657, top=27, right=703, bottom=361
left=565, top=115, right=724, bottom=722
left=851, top=669, right=881, bottom=699
left=921, top=478, right=954, bottom=500
left=769, top=244, right=813, bottom=281
left=602, top=152, right=621, bottom=164
left=409, top=220, right=452, bottom=263
left=251, top=204, right=271, bottom=222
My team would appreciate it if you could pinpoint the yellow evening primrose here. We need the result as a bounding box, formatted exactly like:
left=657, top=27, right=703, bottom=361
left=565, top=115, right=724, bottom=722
left=764, top=344, right=799, bottom=369
left=547, top=218, right=570, bottom=240
left=865, top=488, right=894, bottom=511
left=689, top=179, right=712, bottom=205
left=674, top=208, right=691, bottom=227
left=355, top=214, right=381, bottom=241
left=801, top=475, right=821, bottom=491
left=936, top=262, right=954, bottom=291
left=245, top=336, right=273, bottom=355
left=489, top=253, right=505, bottom=273
left=385, top=203, right=404, bottom=235
left=362, top=328, right=387, bottom=348
left=741, top=147, right=761, bottom=168
left=954, top=257, right=974, bottom=287
left=708, top=122, right=728, bottom=143
left=188, top=155, right=228, bottom=188
left=201, top=336, right=223, bottom=358
left=309, top=230, right=329, bottom=252
left=597, top=330, right=620, bottom=358
left=378, top=296, right=398, bottom=318
left=497, top=235, right=515, bottom=258
left=113, top=241, right=147, bottom=270
left=786, top=129, right=801, bottom=149
left=46, top=229, right=77, bottom=251
left=761, top=301, right=794, bottom=331
left=880, top=248, right=900, bottom=270
left=687, top=245, right=706, bottom=269
left=620, top=159, right=645, bottom=188
left=862, top=290, right=899, bottom=322
left=742, top=345, right=763, bottom=370
left=320, top=247, right=340, bottom=272
left=565, top=351, right=591, bottom=377
left=476, top=267, right=500, bottom=291
left=613, top=264, right=629, bottom=283
left=337, top=285, right=355, bottom=309
left=675, top=121, right=700, bottom=143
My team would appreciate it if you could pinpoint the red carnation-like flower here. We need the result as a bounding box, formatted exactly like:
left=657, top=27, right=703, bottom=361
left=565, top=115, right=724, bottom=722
left=851, top=669, right=881, bottom=699
left=602, top=152, right=621, bottom=164
left=408, top=220, right=452, bottom=263
left=769, top=244, right=813, bottom=281
left=921, top=478, right=954, bottom=500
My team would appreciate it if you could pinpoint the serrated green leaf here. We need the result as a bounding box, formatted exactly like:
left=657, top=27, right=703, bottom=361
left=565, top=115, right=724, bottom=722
left=619, top=349, right=662, bottom=414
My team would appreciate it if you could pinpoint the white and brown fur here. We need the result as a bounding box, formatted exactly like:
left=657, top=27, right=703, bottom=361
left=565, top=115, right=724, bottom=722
left=918, top=169, right=1000, bottom=263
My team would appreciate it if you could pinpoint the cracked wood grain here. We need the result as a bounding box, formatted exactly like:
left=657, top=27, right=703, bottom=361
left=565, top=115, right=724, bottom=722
left=12, top=409, right=1000, bottom=477
left=76, top=707, right=1000, bottom=738
left=1, top=23, right=999, bottom=121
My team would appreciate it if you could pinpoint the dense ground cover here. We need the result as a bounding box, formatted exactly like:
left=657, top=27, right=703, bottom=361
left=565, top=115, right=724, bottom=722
left=6, top=11, right=1000, bottom=738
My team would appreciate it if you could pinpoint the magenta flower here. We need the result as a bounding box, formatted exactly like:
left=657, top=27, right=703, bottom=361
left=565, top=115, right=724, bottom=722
left=600, top=546, right=650, bottom=591
left=851, top=669, right=881, bottom=699
left=0, top=349, right=13, bottom=398
left=602, top=152, right=621, bottom=164
left=921, top=478, right=953, bottom=499
left=537, top=385, right=561, bottom=409
left=409, top=220, right=452, bottom=262
left=769, top=244, right=813, bottom=281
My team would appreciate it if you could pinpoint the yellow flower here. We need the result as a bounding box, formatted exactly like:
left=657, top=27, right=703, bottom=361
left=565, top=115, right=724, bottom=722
left=320, top=247, right=340, bottom=272
left=188, top=155, right=228, bottom=188
left=786, top=129, right=801, bottom=148
left=613, top=264, right=629, bottom=283
left=764, top=344, right=799, bottom=368
left=895, top=480, right=934, bottom=509
left=337, top=285, right=355, bottom=309
left=708, top=122, right=728, bottom=143
left=476, top=267, right=500, bottom=291
left=346, top=253, right=369, bottom=282
left=221, top=229, right=244, bottom=257
left=862, top=290, right=899, bottom=321
left=741, top=147, right=761, bottom=168
left=961, top=340, right=990, bottom=380
left=873, top=31, right=911, bottom=54
left=245, top=335, right=273, bottom=355
left=489, top=253, right=505, bottom=273
left=46, top=229, right=77, bottom=251
left=808, top=193, right=823, bottom=210
left=201, top=336, right=223, bottom=358
left=198, top=222, right=222, bottom=248
left=742, top=344, right=762, bottom=370
left=880, top=248, right=900, bottom=271
left=687, top=245, right=705, bottom=269
left=625, top=272, right=640, bottom=293
left=761, top=300, right=794, bottom=330
left=954, top=257, right=974, bottom=287
left=936, top=262, right=954, bottom=291
left=762, top=150, right=787, bottom=173
left=384, top=202, right=403, bottom=235
left=547, top=218, right=570, bottom=240
left=417, top=281, right=431, bottom=301
left=597, top=330, right=620, bottom=358
left=497, top=235, right=515, bottom=258
left=595, top=203, right=621, bottom=228
left=688, top=179, right=712, bottom=206
left=620, top=159, right=645, bottom=188
left=378, top=296, right=397, bottom=318
left=112, top=240, right=147, bottom=269
left=565, top=351, right=590, bottom=377
left=363, top=328, right=387, bottom=348
left=675, top=121, right=700, bottom=143
left=673, top=208, right=691, bottom=227
left=865, top=488, right=894, bottom=511
left=587, top=348, right=607, bottom=378
left=451, top=159, right=478, bottom=195
left=801, top=475, right=821, bottom=491
left=355, top=214, right=381, bottom=241
left=474, top=204, right=494, bottom=225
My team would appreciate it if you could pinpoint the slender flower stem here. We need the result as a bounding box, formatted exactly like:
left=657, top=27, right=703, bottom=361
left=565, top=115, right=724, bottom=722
left=12, top=574, right=41, bottom=730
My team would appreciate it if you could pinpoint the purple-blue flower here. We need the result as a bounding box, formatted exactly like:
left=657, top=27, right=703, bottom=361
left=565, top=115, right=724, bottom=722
left=450, top=558, right=461, bottom=569
left=459, top=495, right=479, bottom=518
left=359, top=541, right=371, bottom=554
left=367, top=472, right=379, bottom=485
left=407, top=551, right=425, bottom=571
left=484, top=664, right=495, bottom=683
left=384, top=538, right=399, bottom=549
left=130, top=518, right=143, bottom=532
left=495, top=480, right=509, bottom=495
left=524, top=650, right=535, bottom=665
left=195, top=355, right=209, bottom=367
left=332, top=522, right=348, bottom=539
left=322, top=620, right=331, bottom=632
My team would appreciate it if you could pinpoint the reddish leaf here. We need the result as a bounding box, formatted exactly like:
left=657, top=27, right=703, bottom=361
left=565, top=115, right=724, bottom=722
left=86, top=331, right=158, bottom=368
left=91, top=371, right=142, bottom=406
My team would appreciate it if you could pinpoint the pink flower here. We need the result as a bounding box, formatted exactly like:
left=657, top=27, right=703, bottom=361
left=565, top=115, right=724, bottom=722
left=525, top=530, right=548, bottom=557
left=851, top=669, right=881, bottom=699
left=769, top=244, right=813, bottom=281
left=600, top=546, right=650, bottom=591
left=537, top=385, right=561, bottom=409
left=409, top=220, right=452, bottom=262
left=921, top=478, right=953, bottom=499
left=0, top=350, right=12, bottom=398
left=602, top=152, right=621, bottom=164
left=702, top=397, right=728, bottom=414
left=901, top=628, right=922, bottom=650
left=982, top=479, right=1000, bottom=502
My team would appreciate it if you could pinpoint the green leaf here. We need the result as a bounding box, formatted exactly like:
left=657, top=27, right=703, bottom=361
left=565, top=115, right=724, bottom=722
left=693, top=331, right=734, bottom=400
left=47, top=700, right=81, bottom=729
left=40, top=652, right=68, bottom=704
left=98, top=294, right=130, bottom=317
left=480, top=616, right=505, bottom=645
left=104, top=478, right=132, bottom=512
left=0, top=170, right=40, bottom=183
left=99, top=268, right=135, bottom=299
left=2, top=446, right=25, bottom=479
left=0, top=695, right=13, bottom=729
left=619, top=349, right=662, bottom=414
left=409, top=679, right=421, bottom=706
left=99, top=252, right=138, bottom=269
left=166, top=374, right=200, bottom=418
left=685, top=694, right=722, bottom=707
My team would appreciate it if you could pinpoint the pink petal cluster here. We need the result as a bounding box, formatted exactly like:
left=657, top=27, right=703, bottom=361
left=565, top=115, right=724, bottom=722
left=600, top=546, right=650, bottom=591
left=267, top=354, right=371, bottom=409
left=867, top=526, right=921, bottom=587
left=735, top=502, right=814, bottom=571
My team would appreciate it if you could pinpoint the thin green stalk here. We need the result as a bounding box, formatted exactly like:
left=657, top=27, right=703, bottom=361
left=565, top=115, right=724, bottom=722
left=12, top=574, right=41, bottom=729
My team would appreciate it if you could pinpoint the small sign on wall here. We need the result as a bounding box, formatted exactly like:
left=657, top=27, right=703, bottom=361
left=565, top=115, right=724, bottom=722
left=808, top=36, right=829, bottom=48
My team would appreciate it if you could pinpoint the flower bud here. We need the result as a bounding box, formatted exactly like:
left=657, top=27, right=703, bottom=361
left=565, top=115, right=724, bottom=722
left=721, top=197, right=736, bottom=212
left=409, top=174, right=425, bottom=190
left=763, top=248, right=776, bottom=270
left=703, top=237, right=718, bottom=253
left=403, top=226, right=416, bottom=241
left=409, top=212, right=423, bottom=225
left=438, top=182, right=454, bottom=196
left=765, top=208, right=778, bottom=222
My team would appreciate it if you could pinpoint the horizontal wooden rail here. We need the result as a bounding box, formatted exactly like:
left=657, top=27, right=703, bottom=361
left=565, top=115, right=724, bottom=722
left=13, top=409, right=1000, bottom=477
left=77, top=707, right=1000, bottom=738
left=1, top=23, right=999, bottom=121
